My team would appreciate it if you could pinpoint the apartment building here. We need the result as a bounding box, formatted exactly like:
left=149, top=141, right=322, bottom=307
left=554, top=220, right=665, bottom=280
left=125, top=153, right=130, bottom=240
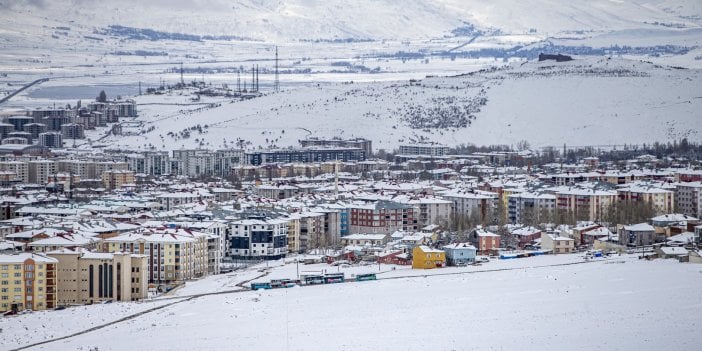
left=676, top=182, right=702, bottom=218
left=229, top=217, right=289, bottom=260
left=398, top=143, right=449, bottom=157
left=103, top=229, right=208, bottom=285
left=102, top=170, right=136, bottom=190
left=617, top=183, right=675, bottom=215
left=349, top=200, right=418, bottom=234
left=27, top=160, right=57, bottom=184
left=126, top=151, right=172, bottom=176
left=0, top=253, right=57, bottom=312
left=556, top=188, right=618, bottom=222
left=48, top=249, right=148, bottom=305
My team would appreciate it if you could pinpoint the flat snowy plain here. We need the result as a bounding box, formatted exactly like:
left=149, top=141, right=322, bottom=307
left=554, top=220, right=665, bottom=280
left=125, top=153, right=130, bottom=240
left=2, top=254, right=700, bottom=351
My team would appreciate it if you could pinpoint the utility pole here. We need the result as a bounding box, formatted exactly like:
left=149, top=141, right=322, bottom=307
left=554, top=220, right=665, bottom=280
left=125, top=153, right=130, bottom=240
left=274, top=45, right=280, bottom=92
left=180, top=62, right=184, bottom=86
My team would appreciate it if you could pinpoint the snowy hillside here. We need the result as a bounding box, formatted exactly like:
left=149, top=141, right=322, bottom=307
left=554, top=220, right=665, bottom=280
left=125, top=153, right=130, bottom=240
left=7, top=256, right=701, bottom=351
left=1, top=0, right=701, bottom=41
left=93, top=57, right=702, bottom=152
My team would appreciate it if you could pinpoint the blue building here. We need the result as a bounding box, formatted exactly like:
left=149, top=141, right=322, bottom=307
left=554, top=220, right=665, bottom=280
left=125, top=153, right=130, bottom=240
left=442, top=243, right=477, bottom=266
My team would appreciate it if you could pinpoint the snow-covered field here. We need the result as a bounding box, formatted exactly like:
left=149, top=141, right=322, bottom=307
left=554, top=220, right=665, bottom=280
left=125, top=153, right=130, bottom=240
left=3, top=254, right=701, bottom=351
left=81, top=57, right=702, bottom=151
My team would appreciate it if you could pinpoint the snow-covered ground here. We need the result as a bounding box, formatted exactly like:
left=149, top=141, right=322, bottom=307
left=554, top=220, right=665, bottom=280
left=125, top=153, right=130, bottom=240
left=4, top=254, right=701, bottom=351
left=0, top=298, right=179, bottom=350
left=78, top=57, right=702, bottom=151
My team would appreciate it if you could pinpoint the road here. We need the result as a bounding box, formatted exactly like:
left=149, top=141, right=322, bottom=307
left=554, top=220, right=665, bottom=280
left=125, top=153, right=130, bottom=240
left=0, top=78, right=49, bottom=105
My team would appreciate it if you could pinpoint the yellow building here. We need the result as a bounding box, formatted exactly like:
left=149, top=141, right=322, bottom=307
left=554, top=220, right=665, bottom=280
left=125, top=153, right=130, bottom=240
left=412, top=245, right=446, bottom=269
left=0, top=253, right=57, bottom=312
left=102, top=169, right=135, bottom=190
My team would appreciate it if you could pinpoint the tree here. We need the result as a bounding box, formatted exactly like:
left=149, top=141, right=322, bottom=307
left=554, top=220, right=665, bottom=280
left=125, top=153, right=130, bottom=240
left=97, top=90, right=107, bottom=102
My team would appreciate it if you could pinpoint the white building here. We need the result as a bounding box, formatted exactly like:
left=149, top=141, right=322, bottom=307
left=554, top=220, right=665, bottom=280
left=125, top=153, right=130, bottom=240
left=229, top=217, right=289, bottom=260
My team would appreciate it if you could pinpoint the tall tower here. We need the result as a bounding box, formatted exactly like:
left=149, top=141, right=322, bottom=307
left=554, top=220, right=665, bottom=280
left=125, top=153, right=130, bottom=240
left=180, top=62, right=184, bottom=85
left=274, top=45, right=280, bottom=92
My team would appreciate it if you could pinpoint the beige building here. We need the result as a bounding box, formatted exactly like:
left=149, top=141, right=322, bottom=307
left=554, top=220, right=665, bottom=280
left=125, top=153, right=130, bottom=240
left=0, top=161, right=28, bottom=183
left=48, top=249, right=147, bottom=305
left=541, top=232, right=575, bottom=254
left=102, top=170, right=135, bottom=190
left=28, top=160, right=57, bottom=185
left=617, top=183, right=675, bottom=215
left=0, top=253, right=57, bottom=312
left=103, top=229, right=208, bottom=286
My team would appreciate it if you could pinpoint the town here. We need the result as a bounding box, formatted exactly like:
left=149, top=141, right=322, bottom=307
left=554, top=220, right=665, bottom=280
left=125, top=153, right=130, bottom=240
left=0, top=94, right=700, bottom=319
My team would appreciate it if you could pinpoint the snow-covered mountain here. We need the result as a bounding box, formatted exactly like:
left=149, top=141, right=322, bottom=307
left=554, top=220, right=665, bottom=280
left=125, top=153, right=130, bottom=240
left=93, top=57, right=701, bottom=152
left=1, top=0, right=700, bottom=41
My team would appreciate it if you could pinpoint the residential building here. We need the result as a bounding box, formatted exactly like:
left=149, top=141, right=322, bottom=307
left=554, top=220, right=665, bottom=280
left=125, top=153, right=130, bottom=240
left=541, top=232, right=575, bottom=254
left=0, top=253, right=57, bottom=312
left=442, top=243, right=477, bottom=266
left=469, top=228, right=500, bottom=254
left=399, top=143, right=449, bottom=157
left=47, top=249, right=148, bottom=305
left=102, top=170, right=135, bottom=190
left=341, top=233, right=389, bottom=247
left=229, top=217, right=288, bottom=260
left=246, top=146, right=366, bottom=166
left=412, top=245, right=446, bottom=269
left=618, top=223, right=656, bottom=246
left=507, top=192, right=556, bottom=224
left=675, top=182, right=702, bottom=218
left=103, top=229, right=209, bottom=285
left=348, top=200, right=417, bottom=234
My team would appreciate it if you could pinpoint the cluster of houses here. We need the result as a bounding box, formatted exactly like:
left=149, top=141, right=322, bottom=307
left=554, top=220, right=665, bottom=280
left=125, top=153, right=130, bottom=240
left=0, top=138, right=700, bottom=314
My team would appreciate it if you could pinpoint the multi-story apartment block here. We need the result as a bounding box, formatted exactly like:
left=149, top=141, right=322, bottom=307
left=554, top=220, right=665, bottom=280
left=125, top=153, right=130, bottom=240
left=126, top=151, right=172, bottom=176
left=676, top=182, right=702, bottom=218
left=103, top=229, right=208, bottom=285
left=398, top=143, right=449, bottom=157
left=229, top=216, right=288, bottom=260
left=102, top=170, right=135, bottom=190
left=27, top=160, right=57, bottom=184
left=0, top=160, right=29, bottom=183
left=441, top=189, right=498, bottom=221
left=617, top=183, right=675, bottom=215
left=508, top=192, right=557, bottom=224
left=246, top=146, right=365, bottom=166
left=349, top=200, right=418, bottom=234
left=0, top=253, right=57, bottom=312
left=48, top=249, right=148, bottom=305
left=401, top=197, right=453, bottom=227
left=556, top=188, right=618, bottom=222
left=172, top=149, right=244, bottom=178
left=298, top=137, right=372, bottom=157
left=38, top=131, right=63, bottom=148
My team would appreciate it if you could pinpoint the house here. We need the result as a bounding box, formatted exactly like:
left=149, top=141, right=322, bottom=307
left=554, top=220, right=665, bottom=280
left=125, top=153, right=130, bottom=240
left=412, top=245, right=446, bottom=269
left=442, top=243, right=477, bottom=266
left=341, top=233, right=389, bottom=247
left=656, top=246, right=689, bottom=260
left=469, top=228, right=500, bottom=255
left=618, top=223, right=655, bottom=246
left=510, top=226, right=541, bottom=249
left=689, top=250, right=702, bottom=264
left=540, top=232, right=575, bottom=254
left=376, top=250, right=410, bottom=265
